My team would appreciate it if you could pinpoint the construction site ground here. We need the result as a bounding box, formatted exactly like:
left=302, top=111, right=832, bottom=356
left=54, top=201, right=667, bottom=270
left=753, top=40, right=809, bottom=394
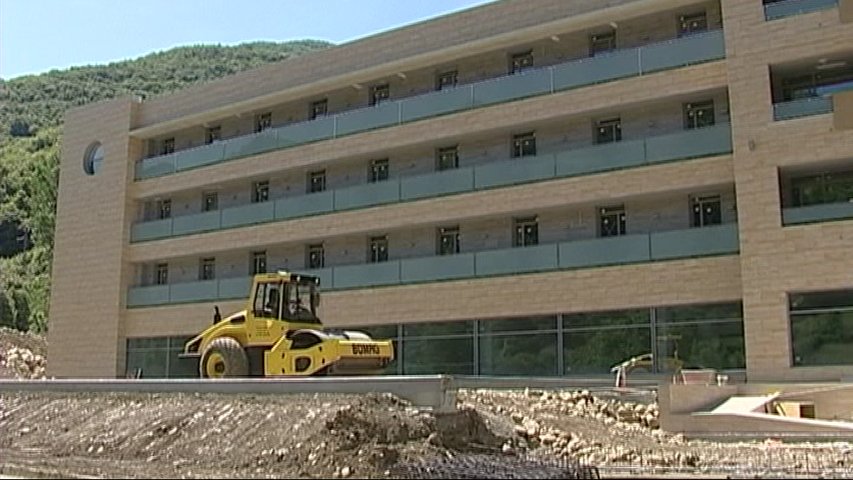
left=2, top=329, right=852, bottom=479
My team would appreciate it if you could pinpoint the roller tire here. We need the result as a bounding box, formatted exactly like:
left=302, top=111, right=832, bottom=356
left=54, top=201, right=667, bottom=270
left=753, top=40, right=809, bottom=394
left=200, top=337, right=249, bottom=378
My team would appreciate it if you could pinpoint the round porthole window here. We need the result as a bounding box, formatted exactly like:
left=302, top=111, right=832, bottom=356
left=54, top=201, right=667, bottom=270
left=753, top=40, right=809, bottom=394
left=83, top=142, right=104, bottom=176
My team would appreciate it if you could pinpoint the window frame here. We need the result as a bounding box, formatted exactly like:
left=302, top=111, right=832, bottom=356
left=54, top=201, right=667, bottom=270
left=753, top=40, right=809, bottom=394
left=306, top=244, right=325, bottom=270
left=690, top=194, right=722, bottom=227
left=589, top=30, right=616, bottom=57
left=598, top=205, right=627, bottom=237
left=436, top=146, right=459, bottom=171
left=160, top=138, right=175, bottom=156
left=369, top=158, right=390, bottom=183
left=594, top=117, right=622, bottom=145
left=513, top=216, right=539, bottom=247
left=155, top=263, right=169, bottom=286
left=251, top=251, right=268, bottom=275
left=255, top=112, right=272, bottom=133
left=307, top=170, right=326, bottom=193
left=205, top=126, right=222, bottom=144
left=202, top=192, right=218, bottom=212
left=369, top=235, right=389, bottom=263
left=683, top=100, right=716, bottom=130
left=509, top=50, right=534, bottom=74
left=252, top=180, right=270, bottom=203
left=199, top=257, right=216, bottom=281
left=677, top=11, right=708, bottom=37
left=436, top=70, right=458, bottom=91
left=309, top=99, right=328, bottom=120
left=437, top=226, right=461, bottom=255
left=370, top=84, right=390, bottom=106
left=157, top=199, right=171, bottom=220
left=511, top=132, right=537, bottom=158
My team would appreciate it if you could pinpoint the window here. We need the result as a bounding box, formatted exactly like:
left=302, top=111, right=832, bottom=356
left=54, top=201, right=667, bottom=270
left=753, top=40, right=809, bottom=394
left=205, top=126, right=222, bottom=144
left=510, top=50, right=534, bottom=74
left=255, top=112, right=272, bottom=133
left=599, top=205, right=626, bottom=237
left=307, top=244, right=325, bottom=269
left=83, top=142, right=104, bottom=176
left=253, top=282, right=281, bottom=320
left=678, top=12, right=708, bottom=37
left=511, top=132, right=536, bottom=158
left=595, top=118, right=622, bottom=144
left=251, top=251, right=267, bottom=275
left=691, top=195, right=722, bottom=227
left=157, top=199, right=171, bottom=220
left=514, top=217, right=539, bottom=247
left=160, top=138, right=175, bottom=155
left=684, top=100, right=715, bottom=129
left=308, top=170, right=326, bottom=193
left=437, top=226, right=460, bottom=255
left=202, top=192, right=218, bottom=212
left=436, top=146, right=459, bottom=171
left=252, top=180, right=270, bottom=203
left=199, top=258, right=216, bottom=281
left=790, top=289, right=853, bottom=367
left=155, top=263, right=168, bottom=286
left=436, top=71, right=458, bottom=91
left=589, top=31, right=616, bottom=57
left=369, top=158, right=389, bottom=183
left=369, top=236, right=389, bottom=263
left=310, top=99, right=328, bottom=120
left=790, top=171, right=853, bottom=207
left=370, top=84, right=390, bottom=106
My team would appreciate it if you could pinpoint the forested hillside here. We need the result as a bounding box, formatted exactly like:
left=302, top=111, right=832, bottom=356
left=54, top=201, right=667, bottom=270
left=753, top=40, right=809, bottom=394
left=0, top=40, right=332, bottom=332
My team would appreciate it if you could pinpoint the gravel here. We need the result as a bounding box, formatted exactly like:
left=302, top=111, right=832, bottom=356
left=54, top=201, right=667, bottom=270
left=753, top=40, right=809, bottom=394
left=1, top=330, right=851, bottom=478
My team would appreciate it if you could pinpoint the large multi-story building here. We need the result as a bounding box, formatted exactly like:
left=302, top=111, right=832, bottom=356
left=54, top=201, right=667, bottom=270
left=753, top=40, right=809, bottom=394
left=49, top=0, right=853, bottom=382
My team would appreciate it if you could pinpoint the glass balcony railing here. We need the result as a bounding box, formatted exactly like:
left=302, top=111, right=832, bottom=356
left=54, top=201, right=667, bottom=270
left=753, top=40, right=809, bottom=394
left=782, top=201, right=853, bottom=225
left=764, top=0, right=838, bottom=21
left=773, top=96, right=834, bottom=120
left=135, top=30, right=726, bottom=181
left=130, top=123, right=732, bottom=243
left=126, top=223, right=740, bottom=307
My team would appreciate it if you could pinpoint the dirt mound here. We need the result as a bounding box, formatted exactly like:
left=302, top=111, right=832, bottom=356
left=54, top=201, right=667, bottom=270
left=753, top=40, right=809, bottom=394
left=0, top=391, right=510, bottom=479
left=2, top=387, right=852, bottom=478
left=261, top=393, right=509, bottom=478
left=461, top=388, right=853, bottom=475
left=0, top=327, right=47, bottom=379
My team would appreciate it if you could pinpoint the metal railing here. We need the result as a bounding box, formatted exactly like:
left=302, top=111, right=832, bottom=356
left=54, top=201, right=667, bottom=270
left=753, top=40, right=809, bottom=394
left=130, top=123, right=732, bottom=243
left=764, top=0, right=838, bottom=21
left=782, top=200, right=853, bottom=225
left=134, top=30, right=726, bottom=181
left=127, top=223, right=739, bottom=308
left=773, top=96, right=834, bottom=121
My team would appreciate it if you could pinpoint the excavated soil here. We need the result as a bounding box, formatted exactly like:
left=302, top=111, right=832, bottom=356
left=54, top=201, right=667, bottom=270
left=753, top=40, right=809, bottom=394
left=0, top=391, right=509, bottom=479
left=1, top=330, right=851, bottom=478
left=1, top=388, right=852, bottom=479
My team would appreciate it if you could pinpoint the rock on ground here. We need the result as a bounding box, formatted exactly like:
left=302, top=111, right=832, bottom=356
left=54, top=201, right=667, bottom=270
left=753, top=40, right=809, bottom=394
left=0, top=327, right=47, bottom=379
left=1, top=375, right=851, bottom=478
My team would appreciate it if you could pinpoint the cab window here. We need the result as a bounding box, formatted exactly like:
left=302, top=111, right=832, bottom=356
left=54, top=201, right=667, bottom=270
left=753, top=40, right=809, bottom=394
left=253, top=282, right=282, bottom=319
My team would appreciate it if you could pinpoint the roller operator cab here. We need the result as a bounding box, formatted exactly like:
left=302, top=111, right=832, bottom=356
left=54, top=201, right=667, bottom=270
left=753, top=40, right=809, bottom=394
left=182, top=271, right=394, bottom=377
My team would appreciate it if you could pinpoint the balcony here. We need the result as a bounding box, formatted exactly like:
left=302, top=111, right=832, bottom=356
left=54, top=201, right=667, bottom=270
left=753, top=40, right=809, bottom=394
left=764, top=0, right=838, bottom=21
left=782, top=201, right=853, bottom=224
left=780, top=167, right=853, bottom=225
left=773, top=97, right=834, bottom=121
left=126, top=223, right=740, bottom=307
left=771, top=57, right=853, bottom=121
left=130, top=123, right=733, bottom=243
left=134, top=30, right=726, bottom=181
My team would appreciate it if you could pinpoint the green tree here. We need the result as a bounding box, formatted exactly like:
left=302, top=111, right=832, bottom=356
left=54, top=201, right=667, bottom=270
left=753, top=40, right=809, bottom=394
left=0, top=40, right=332, bottom=333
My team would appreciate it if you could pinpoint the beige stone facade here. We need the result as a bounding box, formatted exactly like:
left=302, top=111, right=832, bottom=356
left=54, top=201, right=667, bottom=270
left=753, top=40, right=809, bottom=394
left=49, top=0, right=853, bottom=380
